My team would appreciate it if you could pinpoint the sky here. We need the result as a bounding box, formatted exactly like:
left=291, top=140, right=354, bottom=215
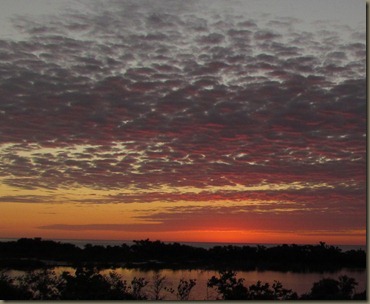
left=0, top=0, right=366, bottom=245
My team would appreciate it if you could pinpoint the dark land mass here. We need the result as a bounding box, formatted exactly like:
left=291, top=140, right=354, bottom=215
left=0, top=238, right=366, bottom=300
left=0, top=238, right=365, bottom=272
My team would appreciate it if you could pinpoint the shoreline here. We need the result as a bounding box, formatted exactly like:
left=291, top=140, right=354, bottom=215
left=0, top=237, right=366, bottom=252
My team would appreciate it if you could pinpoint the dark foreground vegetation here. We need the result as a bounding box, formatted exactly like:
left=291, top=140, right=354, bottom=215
left=0, top=268, right=366, bottom=300
left=0, top=238, right=365, bottom=271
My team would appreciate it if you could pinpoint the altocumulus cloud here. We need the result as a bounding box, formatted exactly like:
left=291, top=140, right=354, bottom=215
left=0, top=0, right=366, bottom=233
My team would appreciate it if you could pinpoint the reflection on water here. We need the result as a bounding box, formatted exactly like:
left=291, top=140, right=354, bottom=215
left=10, top=267, right=361, bottom=300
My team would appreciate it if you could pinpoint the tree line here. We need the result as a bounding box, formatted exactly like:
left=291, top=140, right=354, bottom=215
left=0, top=268, right=366, bottom=300
left=0, top=238, right=365, bottom=271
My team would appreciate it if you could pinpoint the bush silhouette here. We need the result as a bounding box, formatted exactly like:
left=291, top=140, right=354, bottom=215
left=207, top=270, right=249, bottom=300
left=0, top=269, right=366, bottom=300
left=302, top=275, right=359, bottom=300
left=0, top=273, right=32, bottom=300
left=207, top=271, right=298, bottom=300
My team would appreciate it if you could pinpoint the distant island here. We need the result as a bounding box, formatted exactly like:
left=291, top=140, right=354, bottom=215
left=0, top=238, right=365, bottom=271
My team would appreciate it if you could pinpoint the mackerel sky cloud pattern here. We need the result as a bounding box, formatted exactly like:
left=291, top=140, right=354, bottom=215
left=0, top=0, right=366, bottom=242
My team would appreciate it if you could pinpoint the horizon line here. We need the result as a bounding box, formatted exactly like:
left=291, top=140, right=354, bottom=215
left=0, top=236, right=366, bottom=247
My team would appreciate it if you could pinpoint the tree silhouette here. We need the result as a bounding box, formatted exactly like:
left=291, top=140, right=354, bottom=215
left=176, top=278, right=197, bottom=300
left=301, top=276, right=360, bottom=300
left=103, top=271, right=133, bottom=299
left=338, top=275, right=358, bottom=299
left=130, top=277, right=148, bottom=300
left=148, top=272, right=172, bottom=300
left=207, top=270, right=249, bottom=300
left=20, top=269, right=63, bottom=300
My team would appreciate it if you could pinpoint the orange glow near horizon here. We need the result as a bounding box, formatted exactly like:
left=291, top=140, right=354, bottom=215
left=0, top=229, right=365, bottom=246
left=0, top=201, right=365, bottom=246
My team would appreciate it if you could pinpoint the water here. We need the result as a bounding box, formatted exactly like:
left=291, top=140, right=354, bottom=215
left=4, top=267, right=366, bottom=300
left=99, top=267, right=366, bottom=299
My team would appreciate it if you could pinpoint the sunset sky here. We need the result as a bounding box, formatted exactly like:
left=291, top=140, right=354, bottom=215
left=0, top=0, right=366, bottom=245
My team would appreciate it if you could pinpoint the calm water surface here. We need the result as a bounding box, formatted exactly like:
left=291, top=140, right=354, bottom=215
left=104, top=268, right=367, bottom=299
left=6, top=267, right=365, bottom=300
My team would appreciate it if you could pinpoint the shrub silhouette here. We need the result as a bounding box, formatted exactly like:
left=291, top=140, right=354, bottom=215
left=338, top=275, right=358, bottom=299
left=302, top=275, right=359, bottom=300
left=60, top=267, right=117, bottom=300
left=0, top=272, right=31, bottom=300
left=148, top=273, right=168, bottom=300
left=207, top=270, right=249, bottom=299
left=0, top=269, right=366, bottom=300
left=176, top=278, right=197, bottom=300
left=248, top=280, right=298, bottom=300
left=130, top=277, right=148, bottom=300
left=207, top=271, right=298, bottom=300
left=20, top=269, right=63, bottom=300
left=59, top=267, right=146, bottom=300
